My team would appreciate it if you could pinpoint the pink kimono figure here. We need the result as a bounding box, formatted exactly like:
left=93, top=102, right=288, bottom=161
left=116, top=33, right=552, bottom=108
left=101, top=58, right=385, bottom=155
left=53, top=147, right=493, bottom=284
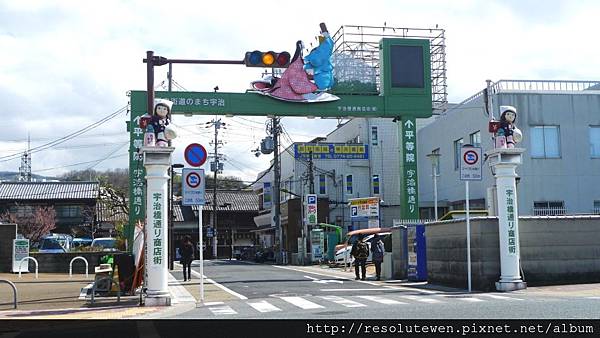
left=495, top=105, right=522, bottom=148
left=267, top=40, right=317, bottom=101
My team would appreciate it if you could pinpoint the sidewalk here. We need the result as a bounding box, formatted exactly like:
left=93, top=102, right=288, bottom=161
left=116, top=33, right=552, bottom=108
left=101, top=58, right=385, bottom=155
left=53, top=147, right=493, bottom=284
left=0, top=267, right=234, bottom=319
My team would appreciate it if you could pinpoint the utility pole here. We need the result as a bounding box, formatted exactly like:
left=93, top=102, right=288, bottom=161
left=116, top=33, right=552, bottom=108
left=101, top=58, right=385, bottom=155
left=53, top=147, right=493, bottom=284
left=207, top=118, right=225, bottom=258
left=271, top=117, right=283, bottom=264
left=308, top=151, right=315, bottom=194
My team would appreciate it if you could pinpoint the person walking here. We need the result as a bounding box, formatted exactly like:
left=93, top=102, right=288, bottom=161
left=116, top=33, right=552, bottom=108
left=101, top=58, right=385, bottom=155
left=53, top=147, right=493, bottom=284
left=350, top=234, right=369, bottom=280
left=181, top=235, right=195, bottom=282
left=370, top=234, right=385, bottom=281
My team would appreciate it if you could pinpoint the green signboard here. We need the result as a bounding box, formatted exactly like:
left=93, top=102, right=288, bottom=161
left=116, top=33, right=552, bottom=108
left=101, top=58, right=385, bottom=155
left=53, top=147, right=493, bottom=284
left=126, top=37, right=432, bottom=246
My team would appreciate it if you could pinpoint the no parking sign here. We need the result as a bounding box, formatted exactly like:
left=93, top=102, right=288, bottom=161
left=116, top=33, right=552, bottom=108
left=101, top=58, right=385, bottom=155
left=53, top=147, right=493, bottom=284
left=182, top=168, right=205, bottom=206
left=460, top=146, right=482, bottom=181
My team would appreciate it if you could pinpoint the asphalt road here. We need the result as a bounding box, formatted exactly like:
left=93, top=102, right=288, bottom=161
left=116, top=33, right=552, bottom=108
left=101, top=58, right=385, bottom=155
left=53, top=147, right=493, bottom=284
left=176, top=260, right=600, bottom=319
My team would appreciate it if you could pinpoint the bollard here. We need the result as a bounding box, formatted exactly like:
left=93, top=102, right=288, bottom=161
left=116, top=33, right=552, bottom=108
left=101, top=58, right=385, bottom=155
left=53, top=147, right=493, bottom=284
left=18, top=257, right=38, bottom=279
left=0, top=280, right=18, bottom=309
left=69, top=256, right=89, bottom=278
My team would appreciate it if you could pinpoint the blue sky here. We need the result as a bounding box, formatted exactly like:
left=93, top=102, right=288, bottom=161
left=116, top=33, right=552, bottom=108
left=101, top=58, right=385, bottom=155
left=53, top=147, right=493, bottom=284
left=1, top=0, right=598, bottom=181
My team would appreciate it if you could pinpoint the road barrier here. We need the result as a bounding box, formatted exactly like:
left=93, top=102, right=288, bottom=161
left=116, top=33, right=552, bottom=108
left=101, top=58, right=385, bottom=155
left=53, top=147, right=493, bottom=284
left=18, top=256, right=38, bottom=279
left=0, top=279, right=18, bottom=309
left=69, top=256, right=89, bottom=278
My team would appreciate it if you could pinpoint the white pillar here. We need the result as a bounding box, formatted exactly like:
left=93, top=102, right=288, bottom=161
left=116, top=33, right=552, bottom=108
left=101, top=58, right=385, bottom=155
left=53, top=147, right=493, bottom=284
left=143, top=146, right=175, bottom=306
left=486, top=148, right=527, bottom=292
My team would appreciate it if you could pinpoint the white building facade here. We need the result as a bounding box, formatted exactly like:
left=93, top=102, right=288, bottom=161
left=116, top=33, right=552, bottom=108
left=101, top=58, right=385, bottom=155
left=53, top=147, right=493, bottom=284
left=417, top=80, right=600, bottom=217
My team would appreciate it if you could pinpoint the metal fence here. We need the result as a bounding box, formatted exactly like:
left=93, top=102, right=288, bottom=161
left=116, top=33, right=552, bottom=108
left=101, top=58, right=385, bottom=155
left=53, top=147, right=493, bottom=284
left=532, top=207, right=568, bottom=216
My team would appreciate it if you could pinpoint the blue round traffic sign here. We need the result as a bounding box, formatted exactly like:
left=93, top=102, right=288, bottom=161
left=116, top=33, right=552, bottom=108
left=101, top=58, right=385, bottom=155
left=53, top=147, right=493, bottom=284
left=184, top=143, right=207, bottom=167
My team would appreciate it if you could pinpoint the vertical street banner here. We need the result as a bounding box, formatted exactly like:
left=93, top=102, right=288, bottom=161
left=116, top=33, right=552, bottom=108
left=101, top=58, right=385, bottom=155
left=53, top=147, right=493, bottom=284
left=263, top=182, right=272, bottom=210
left=147, top=190, right=164, bottom=269
left=399, top=117, right=419, bottom=219
left=306, top=194, right=318, bottom=225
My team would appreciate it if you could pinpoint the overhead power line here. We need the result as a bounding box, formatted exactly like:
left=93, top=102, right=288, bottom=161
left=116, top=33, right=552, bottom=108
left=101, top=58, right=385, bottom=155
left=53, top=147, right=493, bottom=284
left=0, top=106, right=128, bottom=163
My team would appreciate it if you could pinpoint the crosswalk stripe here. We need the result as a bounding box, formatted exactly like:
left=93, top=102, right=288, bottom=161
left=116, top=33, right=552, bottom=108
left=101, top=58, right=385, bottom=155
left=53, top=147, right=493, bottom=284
left=280, top=296, right=324, bottom=309
left=357, top=295, right=408, bottom=305
left=480, top=294, right=524, bottom=301
left=400, top=295, right=443, bottom=304
left=458, top=297, right=485, bottom=303
left=209, top=305, right=237, bottom=315
left=247, top=300, right=282, bottom=313
left=318, top=296, right=366, bottom=308
left=586, top=296, right=600, bottom=300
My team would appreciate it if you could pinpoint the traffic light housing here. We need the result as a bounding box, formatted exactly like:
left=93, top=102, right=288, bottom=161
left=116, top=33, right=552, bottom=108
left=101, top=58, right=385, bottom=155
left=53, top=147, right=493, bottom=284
left=244, top=50, right=291, bottom=68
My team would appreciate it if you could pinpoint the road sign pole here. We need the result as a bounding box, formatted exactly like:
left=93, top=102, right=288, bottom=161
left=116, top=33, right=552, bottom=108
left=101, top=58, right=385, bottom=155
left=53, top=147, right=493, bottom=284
left=466, top=180, right=472, bottom=293
left=198, top=207, right=204, bottom=304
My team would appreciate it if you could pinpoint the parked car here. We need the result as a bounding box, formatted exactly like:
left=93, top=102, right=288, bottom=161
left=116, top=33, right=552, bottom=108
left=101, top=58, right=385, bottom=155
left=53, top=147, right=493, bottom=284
left=91, top=237, right=117, bottom=251
left=72, top=237, right=93, bottom=249
left=38, top=234, right=73, bottom=253
left=334, top=231, right=391, bottom=266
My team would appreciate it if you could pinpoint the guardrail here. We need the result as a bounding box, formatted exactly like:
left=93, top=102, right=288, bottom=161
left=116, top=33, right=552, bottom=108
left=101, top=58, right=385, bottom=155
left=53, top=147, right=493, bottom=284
left=69, top=256, right=89, bottom=278
left=18, top=256, right=38, bottom=279
left=0, top=280, right=18, bottom=309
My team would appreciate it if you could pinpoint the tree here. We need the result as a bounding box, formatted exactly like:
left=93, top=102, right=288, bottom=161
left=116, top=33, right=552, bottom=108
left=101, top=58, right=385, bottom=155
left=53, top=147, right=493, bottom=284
left=1, top=206, right=57, bottom=242
left=205, top=174, right=247, bottom=190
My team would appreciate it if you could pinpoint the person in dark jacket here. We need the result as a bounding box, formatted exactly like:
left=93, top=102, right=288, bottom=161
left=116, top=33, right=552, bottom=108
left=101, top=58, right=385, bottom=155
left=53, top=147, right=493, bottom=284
left=350, top=234, right=368, bottom=280
left=370, top=234, right=385, bottom=281
left=181, top=235, right=195, bottom=282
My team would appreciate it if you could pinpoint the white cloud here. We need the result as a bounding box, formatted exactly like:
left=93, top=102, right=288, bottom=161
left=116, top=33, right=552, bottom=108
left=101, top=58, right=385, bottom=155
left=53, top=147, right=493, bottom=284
left=1, top=0, right=599, bottom=181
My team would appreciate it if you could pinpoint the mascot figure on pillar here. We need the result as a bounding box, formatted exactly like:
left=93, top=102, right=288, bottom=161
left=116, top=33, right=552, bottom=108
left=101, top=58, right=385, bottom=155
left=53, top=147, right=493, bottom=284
left=494, top=105, right=522, bottom=149
left=141, top=98, right=177, bottom=147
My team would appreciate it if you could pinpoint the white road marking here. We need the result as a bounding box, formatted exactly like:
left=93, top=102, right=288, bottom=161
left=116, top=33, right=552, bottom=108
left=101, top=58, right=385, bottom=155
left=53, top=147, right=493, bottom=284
left=188, top=266, right=248, bottom=300
left=400, top=295, right=443, bottom=303
left=318, top=296, right=366, bottom=308
left=458, top=297, right=485, bottom=303
left=304, top=275, right=344, bottom=284
left=320, top=288, right=395, bottom=291
left=586, top=296, right=600, bottom=300
left=274, top=265, right=439, bottom=294
left=357, top=295, right=408, bottom=305
left=168, top=273, right=196, bottom=303
left=203, top=301, right=224, bottom=306
left=247, top=300, right=282, bottom=313
left=209, top=305, right=237, bottom=315
left=480, top=294, right=524, bottom=301
left=280, top=296, right=324, bottom=309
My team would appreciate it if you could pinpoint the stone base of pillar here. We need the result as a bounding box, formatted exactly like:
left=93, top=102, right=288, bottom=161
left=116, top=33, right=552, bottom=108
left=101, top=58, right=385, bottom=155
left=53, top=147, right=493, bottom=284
left=145, top=292, right=172, bottom=306
left=495, top=281, right=527, bottom=292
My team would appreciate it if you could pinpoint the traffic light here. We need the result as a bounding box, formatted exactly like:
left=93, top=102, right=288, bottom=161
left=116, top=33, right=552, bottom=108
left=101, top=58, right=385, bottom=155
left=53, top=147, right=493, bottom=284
left=244, top=50, right=291, bottom=68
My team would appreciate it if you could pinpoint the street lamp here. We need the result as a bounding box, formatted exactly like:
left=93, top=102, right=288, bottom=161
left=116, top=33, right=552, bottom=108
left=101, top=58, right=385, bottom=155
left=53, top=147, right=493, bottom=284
left=426, top=151, right=441, bottom=220
left=169, top=163, right=185, bottom=270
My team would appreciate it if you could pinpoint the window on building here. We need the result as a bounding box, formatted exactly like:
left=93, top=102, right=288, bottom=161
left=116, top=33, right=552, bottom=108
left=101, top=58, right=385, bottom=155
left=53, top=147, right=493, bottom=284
left=9, top=205, right=34, bottom=218
left=533, top=201, right=565, bottom=216
left=345, top=175, right=353, bottom=195
left=530, top=126, right=560, bottom=158
left=372, top=175, right=380, bottom=195
left=371, top=126, right=379, bottom=146
left=470, top=131, right=481, bottom=147
left=454, top=138, right=464, bottom=170
left=318, top=174, right=327, bottom=195
left=594, top=200, right=600, bottom=214
left=590, top=126, right=600, bottom=158
left=56, top=205, right=81, bottom=218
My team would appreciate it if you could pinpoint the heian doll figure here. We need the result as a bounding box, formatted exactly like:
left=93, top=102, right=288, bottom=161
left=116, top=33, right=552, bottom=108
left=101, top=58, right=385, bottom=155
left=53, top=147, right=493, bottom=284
left=496, top=105, right=522, bottom=148
left=145, top=98, right=177, bottom=147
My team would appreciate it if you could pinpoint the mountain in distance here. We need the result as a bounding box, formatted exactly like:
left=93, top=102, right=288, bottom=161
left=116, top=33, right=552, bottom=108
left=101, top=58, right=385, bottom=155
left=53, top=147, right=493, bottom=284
left=0, top=171, right=60, bottom=182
